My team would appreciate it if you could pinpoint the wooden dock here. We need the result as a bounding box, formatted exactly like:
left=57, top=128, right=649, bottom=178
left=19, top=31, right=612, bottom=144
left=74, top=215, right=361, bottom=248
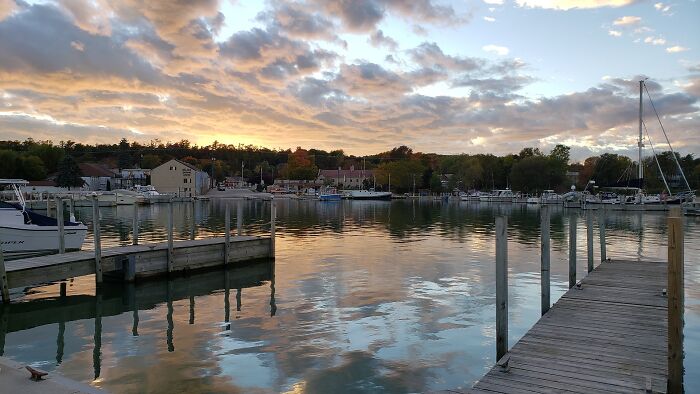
left=463, top=259, right=668, bottom=394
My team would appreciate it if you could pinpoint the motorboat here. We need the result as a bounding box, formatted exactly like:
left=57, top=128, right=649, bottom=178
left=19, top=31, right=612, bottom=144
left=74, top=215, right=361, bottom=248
left=1, top=179, right=87, bottom=258
left=347, top=188, right=391, bottom=200
left=540, top=190, right=563, bottom=205
left=482, top=189, right=514, bottom=203
left=134, top=185, right=171, bottom=203
left=319, top=187, right=342, bottom=201
left=113, top=189, right=147, bottom=205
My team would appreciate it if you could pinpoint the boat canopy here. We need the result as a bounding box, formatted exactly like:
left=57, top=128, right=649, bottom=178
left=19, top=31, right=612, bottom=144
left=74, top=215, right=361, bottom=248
left=0, top=179, right=29, bottom=185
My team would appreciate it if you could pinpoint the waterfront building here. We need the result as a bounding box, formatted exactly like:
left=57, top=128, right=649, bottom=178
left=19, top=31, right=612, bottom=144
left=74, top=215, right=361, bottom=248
left=317, top=166, right=374, bottom=189
left=151, top=159, right=210, bottom=197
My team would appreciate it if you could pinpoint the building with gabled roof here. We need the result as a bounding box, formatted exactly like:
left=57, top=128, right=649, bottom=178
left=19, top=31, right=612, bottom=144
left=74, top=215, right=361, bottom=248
left=151, top=159, right=210, bottom=197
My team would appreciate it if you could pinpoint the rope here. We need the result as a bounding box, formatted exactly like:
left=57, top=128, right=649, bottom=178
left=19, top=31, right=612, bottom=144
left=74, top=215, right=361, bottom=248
left=643, top=119, right=672, bottom=195
left=643, top=82, right=692, bottom=191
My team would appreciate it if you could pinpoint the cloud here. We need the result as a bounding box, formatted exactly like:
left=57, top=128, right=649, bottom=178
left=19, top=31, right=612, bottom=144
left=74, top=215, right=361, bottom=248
left=409, top=42, right=482, bottom=71
left=483, top=0, right=503, bottom=4
left=643, top=36, right=666, bottom=46
left=483, top=16, right=495, bottom=22
left=654, top=2, right=671, bottom=14
left=257, top=2, right=340, bottom=43
left=608, top=30, right=622, bottom=37
left=612, top=16, right=641, bottom=26
left=666, top=46, right=689, bottom=53
left=482, top=45, right=509, bottom=56
left=0, top=0, right=17, bottom=21
left=516, top=0, right=638, bottom=10
left=368, top=30, right=398, bottom=51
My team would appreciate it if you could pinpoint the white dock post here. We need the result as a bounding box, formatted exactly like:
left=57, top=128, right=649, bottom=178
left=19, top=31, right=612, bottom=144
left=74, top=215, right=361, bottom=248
left=495, top=216, right=508, bottom=361
left=540, top=206, right=550, bottom=315
left=92, top=196, right=102, bottom=284
left=237, top=201, right=243, bottom=236
left=132, top=203, right=139, bottom=245
left=167, top=198, right=174, bottom=273
left=0, top=246, right=9, bottom=303
left=56, top=198, right=65, bottom=254
left=668, top=207, right=684, bottom=393
left=568, top=213, right=577, bottom=288
left=599, top=210, right=607, bottom=262
left=270, top=198, right=276, bottom=257
left=587, top=211, right=594, bottom=273
left=224, top=203, right=231, bottom=265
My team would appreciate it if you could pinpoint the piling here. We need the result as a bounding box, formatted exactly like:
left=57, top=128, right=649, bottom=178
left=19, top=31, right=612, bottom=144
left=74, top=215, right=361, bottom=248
left=56, top=198, right=65, bottom=254
left=237, top=201, right=243, bottom=236
left=167, top=198, right=174, bottom=273
left=495, top=216, right=508, bottom=361
left=190, top=201, right=196, bottom=241
left=540, top=206, right=550, bottom=315
left=586, top=211, right=594, bottom=273
left=225, top=204, right=231, bottom=265
left=132, top=203, right=139, bottom=245
left=0, top=247, right=8, bottom=303
left=270, top=198, right=276, bottom=256
left=92, top=196, right=102, bottom=284
left=667, top=207, right=684, bottom=393
left=599, top=210, right=607, bottom=262
left=568, top=214, right=576, bottom=288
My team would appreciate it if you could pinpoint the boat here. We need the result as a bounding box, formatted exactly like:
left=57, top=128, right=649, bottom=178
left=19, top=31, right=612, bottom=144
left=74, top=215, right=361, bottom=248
left=134, top=185, right=171, bottom=203
left=482, top=189, right=514, bottom=203
left=461, top=191, right=482, bottom=202
left=1, top=179, right=87, bottom=258
left=526, top=196, right=539, bottom=204
left=319, top=187, right=342, bottom=201
left=113, top=189, right=147, bottom=205
left=540, top=190, right=563, bottom=205
left=347, top=188, right=391, bottom=200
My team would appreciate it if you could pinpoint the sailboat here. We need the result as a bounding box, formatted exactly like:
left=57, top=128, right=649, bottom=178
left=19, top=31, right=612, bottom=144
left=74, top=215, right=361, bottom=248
left=1, top=179, right=88, bottom=258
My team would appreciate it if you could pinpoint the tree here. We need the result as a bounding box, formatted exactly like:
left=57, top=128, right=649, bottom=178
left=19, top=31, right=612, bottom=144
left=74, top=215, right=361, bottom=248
left=56, top=155, right=84, bottom=189
left=28, top=144, right=65, bottom=174
left=374, top=160, right=426, bottom=192
left=118, top=138, right=132, bottom=169
left=0, top=150, right=19, bottom=178
left=19, top=155, right=47, bottom=180
left=287, top=147, right=318, bottom=180
left=141, top=154, right=162, bottom=169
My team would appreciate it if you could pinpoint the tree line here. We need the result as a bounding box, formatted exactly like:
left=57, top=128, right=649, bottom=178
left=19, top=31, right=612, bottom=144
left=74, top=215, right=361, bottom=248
left=0, top=138, right=698, bottom=194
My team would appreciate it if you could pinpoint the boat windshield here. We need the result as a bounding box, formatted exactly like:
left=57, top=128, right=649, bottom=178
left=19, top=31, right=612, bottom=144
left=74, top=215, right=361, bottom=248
left=0, top=178, right=28, bottom=209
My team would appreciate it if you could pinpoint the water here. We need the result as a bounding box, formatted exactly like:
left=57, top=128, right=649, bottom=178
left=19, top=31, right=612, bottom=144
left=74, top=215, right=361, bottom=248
left=2, top=199, right=699, bottom=393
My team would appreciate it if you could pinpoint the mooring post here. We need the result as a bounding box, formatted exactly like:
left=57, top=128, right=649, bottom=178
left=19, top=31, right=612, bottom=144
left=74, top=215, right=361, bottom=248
left=587, top=210, right=594, bottom=273
left=568, top=213, right=577, bottom=288
left=92, top=196, right=102, bottom=284
left=599, top=210, right=607, bottom=262
left=495, top=215, right=508, bottom=361
left=270, top=198, right=276, bottom=257
left=167, top=198, right=174, bottom=273
left=132, top=203, right=139, bottom=245
left=540, top=206, right=550, bottom=316
left=190, top=201, right=196, bottom=241
left=237, top=201, right=243, bottom=236
left=56, top=198, right=65, bottom=254
left=224, top=203, right=231, bottom=265
left=668, top=206, right=684, bottom=393
left=0, top=246, right=9, bottom=303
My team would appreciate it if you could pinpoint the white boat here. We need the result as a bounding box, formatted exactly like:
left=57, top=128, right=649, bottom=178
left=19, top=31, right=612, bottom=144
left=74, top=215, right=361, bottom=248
left=347, top=188, right=391, bottom=200
left=461, top=191, right=482, bottom=202
left=134, top=185, right=171, bottom=203
left=1, top=179, right=87, bottom=258
left=491, top=189, right=515, bottom=203
left=113, top=189, right=147, bottom=205
left=526, top=196, right=539, bottom=204
left=540, top=190, right=563, bottom=205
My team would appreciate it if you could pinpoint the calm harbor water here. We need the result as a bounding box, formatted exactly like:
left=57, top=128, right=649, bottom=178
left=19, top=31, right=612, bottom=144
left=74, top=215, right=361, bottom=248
left=1, top=199, right=699, bottom=393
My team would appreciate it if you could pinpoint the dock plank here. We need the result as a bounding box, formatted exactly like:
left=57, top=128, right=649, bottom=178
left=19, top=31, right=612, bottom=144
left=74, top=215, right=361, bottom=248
left=468, top=259, right=668, bottom=393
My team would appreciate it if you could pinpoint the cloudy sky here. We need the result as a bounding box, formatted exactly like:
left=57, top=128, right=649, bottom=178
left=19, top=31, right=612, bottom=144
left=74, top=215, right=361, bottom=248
left=0, top=0, right=698, bottom=159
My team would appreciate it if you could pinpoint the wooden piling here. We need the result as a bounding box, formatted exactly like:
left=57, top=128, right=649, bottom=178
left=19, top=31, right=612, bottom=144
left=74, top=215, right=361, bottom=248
left=586, top=211, right=594, bottom=273
left=57, top=198, right=65, bottom=254
left=190, top=201, right=196, bottom=241
left=568, top=214, right=576, bottom=288
left=92, top=196, right=102, bottom=284
left=540, top=206, right=550, bottom=315
left=668, top=207, right=684, bottom=393
left=270, top=198, right=276, bottom=256
left=132, top=203, right=139, bottom=245
left=224, top=203, right=231, bottom=265
left=167, top=199, right=174, bottom=273
left=237, top=201, right=243, bottom=236
left=599, top=210, right=607, bottom=262
left=495, top=216, right=508, bottom=361
left=0, top=246, right=9, bottom=303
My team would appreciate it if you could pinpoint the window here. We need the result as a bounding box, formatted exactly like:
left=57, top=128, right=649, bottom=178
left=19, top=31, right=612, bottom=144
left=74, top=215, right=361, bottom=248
left=184, top=178, right=188, bottom=184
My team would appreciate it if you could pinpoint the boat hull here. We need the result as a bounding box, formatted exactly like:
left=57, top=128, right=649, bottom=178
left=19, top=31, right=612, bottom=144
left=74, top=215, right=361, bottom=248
left=319, top=194, right=342, bottom=201
left=0, top=224, right=87, bottom=256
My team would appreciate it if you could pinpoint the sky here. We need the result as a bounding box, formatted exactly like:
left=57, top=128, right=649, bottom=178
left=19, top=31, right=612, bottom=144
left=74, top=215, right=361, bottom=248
left=0, top=0, right=698, bottom=161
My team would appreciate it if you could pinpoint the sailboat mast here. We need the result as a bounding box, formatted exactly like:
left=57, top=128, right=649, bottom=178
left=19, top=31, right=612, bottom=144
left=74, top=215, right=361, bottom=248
left=638, top=80, right=644, bottom=181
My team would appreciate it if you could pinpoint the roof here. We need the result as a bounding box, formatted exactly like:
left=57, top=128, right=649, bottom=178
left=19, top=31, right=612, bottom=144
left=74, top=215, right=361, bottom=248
left=319, top=169, right=374, bottom=178
left=0, top=179, right=29, bottom=185
left=156, top=158, right=201, bottom=172
left=27, top=180, right=57, bottom=186
left=79, top=163, right=118, bottom=177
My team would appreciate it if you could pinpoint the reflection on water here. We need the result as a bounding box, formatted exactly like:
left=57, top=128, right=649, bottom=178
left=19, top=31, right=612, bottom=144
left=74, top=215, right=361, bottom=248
left=2, top=199, right=699, bottom=393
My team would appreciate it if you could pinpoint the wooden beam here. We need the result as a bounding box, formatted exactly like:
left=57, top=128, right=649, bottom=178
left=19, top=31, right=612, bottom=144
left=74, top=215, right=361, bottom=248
left=569, top=214, right=577, bottom=288
left=237, top=201, right=243, bottom=236
left=587, top=211, right=594, bottom=273
left=540, top=206, right=550, bottom=316
left=496, top=215, right=508, bottom=361
left=270, top=198, right=276, bottom=257
left=667, top=208, right=684, bottom=393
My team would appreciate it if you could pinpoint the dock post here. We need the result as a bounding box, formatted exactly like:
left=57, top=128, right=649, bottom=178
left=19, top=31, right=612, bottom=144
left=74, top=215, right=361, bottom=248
left=495, top=216, right=508, bottom=361
left=57, top=198, right=65, bottom=254
left=190, top=201, right=196, bottom=241
left=92, top=196, right=102, bottom=284
left=587, top=211, right=594, bottom=273
left=270, top=198, right=276, bottom=257
left=0, top=246, right=8, bottom=303
left=132, top=203, right=139, bottom=245
left=540, top=206, right=550, bottom=315
left=167, top=198, right=174, bottom=273
left=568, top=213, right=577, bottom=288
left=599, top=210, right=607, bottom=262
left=224, top=203, right=231, bottom=265
left=668, top=207, right=684, bottom=393
left=237, top=201, right=243, bottom=236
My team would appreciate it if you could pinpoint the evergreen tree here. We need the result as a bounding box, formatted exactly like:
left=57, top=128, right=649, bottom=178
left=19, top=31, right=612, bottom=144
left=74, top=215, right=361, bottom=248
left=56, top=155, right=84, bottom=189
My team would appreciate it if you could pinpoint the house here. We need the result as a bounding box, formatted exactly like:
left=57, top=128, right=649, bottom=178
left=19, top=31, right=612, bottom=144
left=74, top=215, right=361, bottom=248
left=223, top=176, right=251, bottom=189
left=151, top=159, right=210, bottom=197
left=79, top=163, right=119, bottom=191
left=272, top=179, right=320, bottom=193
left=317, top=166, right=373, bottom=189
left=23, top=180, right=71, bottom=195
left=117, top=168, right=151, bottom=188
